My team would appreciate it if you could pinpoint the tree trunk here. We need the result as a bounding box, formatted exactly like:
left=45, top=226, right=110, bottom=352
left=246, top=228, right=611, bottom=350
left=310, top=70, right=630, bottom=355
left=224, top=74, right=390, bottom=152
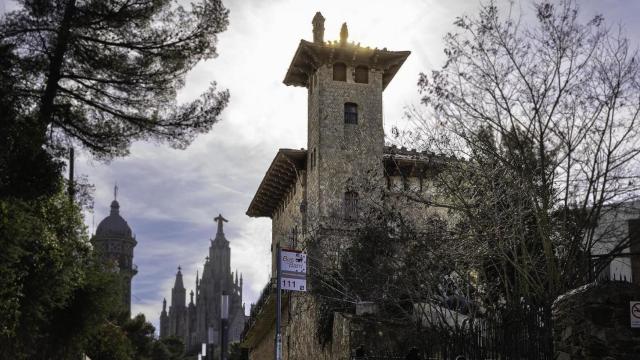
left=38, top=0, right=76, bottom=130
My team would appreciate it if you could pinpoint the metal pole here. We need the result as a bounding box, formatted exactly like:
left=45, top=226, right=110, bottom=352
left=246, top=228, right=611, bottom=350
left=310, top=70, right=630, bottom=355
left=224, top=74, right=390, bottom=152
left=221, top=293, right=229, bottom=360
left=68, top=147, right=74, bottom=200
left=275, top=244, right=282, bottom=360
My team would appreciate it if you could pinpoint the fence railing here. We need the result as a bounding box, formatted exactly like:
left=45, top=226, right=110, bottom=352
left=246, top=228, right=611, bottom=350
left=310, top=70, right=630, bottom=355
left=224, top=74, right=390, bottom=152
left=351, top=304, right=553, bottom=360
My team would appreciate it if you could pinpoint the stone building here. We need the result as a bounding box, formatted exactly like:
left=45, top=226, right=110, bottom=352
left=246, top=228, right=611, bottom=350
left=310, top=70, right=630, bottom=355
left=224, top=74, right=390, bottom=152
left=91, top=187, right=138, bottom=314
left=160, top=215, right=247, bottom=354
left=241, top=13, right=443, bottom=359
left=591, top=201, right=640, bottom=284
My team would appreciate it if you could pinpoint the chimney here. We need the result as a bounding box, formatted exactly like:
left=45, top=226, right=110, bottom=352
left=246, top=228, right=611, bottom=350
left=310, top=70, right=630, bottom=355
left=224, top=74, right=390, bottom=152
left=312, top=12, right=325, bottom=44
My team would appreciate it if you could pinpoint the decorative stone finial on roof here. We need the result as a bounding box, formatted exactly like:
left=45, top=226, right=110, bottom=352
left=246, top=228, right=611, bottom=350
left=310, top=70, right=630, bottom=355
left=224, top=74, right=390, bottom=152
left=312, top=12, right=325, bottom=44
left=114, top=183, right=118, bottom=200
left=340, top=22, right=348, bottom=45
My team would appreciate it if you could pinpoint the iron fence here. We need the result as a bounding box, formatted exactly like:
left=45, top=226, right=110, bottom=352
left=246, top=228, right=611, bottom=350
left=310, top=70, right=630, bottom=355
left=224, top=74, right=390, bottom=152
left=352, top=304, right=553, bottom=360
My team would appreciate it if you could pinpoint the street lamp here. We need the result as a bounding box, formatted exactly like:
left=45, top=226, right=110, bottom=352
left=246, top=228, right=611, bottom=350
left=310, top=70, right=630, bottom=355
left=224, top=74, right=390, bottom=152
left=221, top=293, right=230, bottom=360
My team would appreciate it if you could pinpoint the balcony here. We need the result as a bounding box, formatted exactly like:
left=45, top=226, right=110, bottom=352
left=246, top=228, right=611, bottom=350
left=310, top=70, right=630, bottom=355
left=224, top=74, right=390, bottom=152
left=241, top=278, right=289, bottom=347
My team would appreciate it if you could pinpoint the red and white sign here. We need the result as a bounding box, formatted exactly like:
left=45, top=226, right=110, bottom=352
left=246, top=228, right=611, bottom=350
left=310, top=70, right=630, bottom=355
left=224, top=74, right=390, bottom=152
left=631, top=301, right=640, bottom=328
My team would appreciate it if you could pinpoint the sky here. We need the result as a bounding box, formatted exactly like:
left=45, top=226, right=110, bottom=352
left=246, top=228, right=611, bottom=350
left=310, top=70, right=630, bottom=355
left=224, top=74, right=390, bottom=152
left=4, top=0, right=638, bottom=332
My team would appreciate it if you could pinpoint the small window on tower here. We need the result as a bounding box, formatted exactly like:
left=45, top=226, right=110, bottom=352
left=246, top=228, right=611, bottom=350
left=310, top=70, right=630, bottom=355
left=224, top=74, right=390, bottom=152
left=355, top=66, right=369, bottom=83
left=344, top=191, right=359, bottom=221
left=333, top=62, right=347, bottom=81
left=344, top=103, right=358, bottom=124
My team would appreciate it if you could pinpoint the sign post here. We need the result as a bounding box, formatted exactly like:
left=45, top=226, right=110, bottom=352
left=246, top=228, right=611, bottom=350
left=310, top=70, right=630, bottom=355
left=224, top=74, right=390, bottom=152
left=275, top=246, right=307, bottom=360
left=631, top=301, right=640, bottom=328
left=280, top=249, right=307, bottom=292
left=275, top=245, right=282, bottom=360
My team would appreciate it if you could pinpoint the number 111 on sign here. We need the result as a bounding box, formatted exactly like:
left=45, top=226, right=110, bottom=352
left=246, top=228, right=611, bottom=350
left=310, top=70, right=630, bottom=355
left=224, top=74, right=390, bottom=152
left=282, top=278, right=306, bottom=291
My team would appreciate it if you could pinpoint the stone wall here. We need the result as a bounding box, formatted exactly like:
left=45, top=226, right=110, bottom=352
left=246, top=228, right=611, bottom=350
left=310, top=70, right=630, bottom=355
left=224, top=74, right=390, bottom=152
left=271, top=173, right=306, bottom=274
left=553, top=281, right=640, bottom=360
left=307, top=65, right=385, bottom=223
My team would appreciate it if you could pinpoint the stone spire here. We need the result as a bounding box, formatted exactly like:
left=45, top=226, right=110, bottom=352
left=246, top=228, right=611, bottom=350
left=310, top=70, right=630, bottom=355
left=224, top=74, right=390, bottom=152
left=189, top=290, right=194, bottom=304
left=235, top=270, right=238, bottom=285
left=340, top=22, right=348, bottom=45
left=174, top=266, right=184, bottom=289
left=171, top=266, right=186, bottom=308
left=312, top=12, right=325, bottom=44
left=162, top=298, right=167, bottom=312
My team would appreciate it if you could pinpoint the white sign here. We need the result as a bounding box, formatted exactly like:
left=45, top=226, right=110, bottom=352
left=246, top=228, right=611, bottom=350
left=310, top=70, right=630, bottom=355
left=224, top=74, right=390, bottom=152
left=280, top=250, right=307, bottom=292
left=631, top=301, right=640, bottom=328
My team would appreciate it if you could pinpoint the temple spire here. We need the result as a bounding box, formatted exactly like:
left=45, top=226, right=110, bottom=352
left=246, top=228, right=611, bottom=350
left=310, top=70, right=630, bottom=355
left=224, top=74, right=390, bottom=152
left=173, top=266, right=184, bottom=289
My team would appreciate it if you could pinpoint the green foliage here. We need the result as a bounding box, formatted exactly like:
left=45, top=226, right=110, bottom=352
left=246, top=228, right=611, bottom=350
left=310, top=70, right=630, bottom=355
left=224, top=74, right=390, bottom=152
left=0, top=0, right=230, bottom=159
left=150, top=341, right=173, bottom=360
left=0, top=43, right=62, bottom=200
left=86, top=322, right=135, bottom=360
left=159, top=337, right=185, bottom=360
left=86, top=313, right=182, bottom=360
left=122, top=314, right=157, bottom=357
left=0, top=185, right=120, bottom=359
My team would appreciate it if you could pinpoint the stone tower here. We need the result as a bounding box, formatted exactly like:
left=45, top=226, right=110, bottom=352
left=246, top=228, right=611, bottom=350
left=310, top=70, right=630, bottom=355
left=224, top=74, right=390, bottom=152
left=283, top=15, right=410, bottom=224
left=159, top=298, right=169, bottom=338
left=91, top=186, right=138, bottom=313
left=159, top=214, right=246, bottom=355
left=168, top=267, right=188, bottom=340
left=243, top=13, right=412, bottom=358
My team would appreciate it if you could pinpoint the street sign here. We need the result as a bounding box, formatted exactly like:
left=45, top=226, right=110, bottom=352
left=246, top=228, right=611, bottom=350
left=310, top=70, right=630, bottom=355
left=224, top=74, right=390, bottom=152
left=280, top=249, right=307, bottom=292
left=631, top=301, right=640, bottom=328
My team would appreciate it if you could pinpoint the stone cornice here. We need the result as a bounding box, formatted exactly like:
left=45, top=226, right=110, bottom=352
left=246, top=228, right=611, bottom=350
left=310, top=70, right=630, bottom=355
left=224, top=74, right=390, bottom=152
left=283, top=40, right=410, bottom=90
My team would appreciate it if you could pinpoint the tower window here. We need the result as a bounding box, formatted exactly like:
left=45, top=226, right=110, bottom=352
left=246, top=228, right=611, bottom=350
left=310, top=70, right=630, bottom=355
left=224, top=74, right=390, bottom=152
left=333, top=62, right=347, bottom=81
left=355, top=66, right=369, bottom=83
left=344, top=191, right=359, bottom=221
left=344, top=103, right=358, bottom=124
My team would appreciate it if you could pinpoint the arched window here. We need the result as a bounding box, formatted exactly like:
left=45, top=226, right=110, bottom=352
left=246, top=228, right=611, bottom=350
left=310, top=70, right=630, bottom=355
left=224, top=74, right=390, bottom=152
left=344, top=191, right=359, bottom=220
left=355, top=66, right=369, bottom=83
left=344, top=103, right=358, bottom=124
left=333, top=62, right=347, bottom=81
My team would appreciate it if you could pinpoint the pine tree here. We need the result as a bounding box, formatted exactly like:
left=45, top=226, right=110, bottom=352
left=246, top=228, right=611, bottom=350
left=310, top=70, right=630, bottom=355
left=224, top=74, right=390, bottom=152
left=1, top=0, right=230, bottom=159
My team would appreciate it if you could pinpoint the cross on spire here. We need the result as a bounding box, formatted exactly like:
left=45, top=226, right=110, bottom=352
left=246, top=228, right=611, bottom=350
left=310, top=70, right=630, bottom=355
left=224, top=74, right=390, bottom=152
left=214, top=214, right=228, bottom=235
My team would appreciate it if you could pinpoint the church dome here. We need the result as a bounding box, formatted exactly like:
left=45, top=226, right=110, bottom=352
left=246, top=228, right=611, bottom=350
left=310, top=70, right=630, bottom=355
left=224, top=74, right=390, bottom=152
left=95, top=200, right=132, bottom=238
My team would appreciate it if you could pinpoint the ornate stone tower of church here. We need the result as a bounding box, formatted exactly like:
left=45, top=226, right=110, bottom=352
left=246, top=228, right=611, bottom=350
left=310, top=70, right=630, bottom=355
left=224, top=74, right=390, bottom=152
left=284, top=12, right=410, bottom=223
left=194, top=215, right=245, bottom=348
left=159, top=214, right=245, bottom=354
left=168, top=266, right=187, bottom=338
left=91, top=186, right=138, bottom=313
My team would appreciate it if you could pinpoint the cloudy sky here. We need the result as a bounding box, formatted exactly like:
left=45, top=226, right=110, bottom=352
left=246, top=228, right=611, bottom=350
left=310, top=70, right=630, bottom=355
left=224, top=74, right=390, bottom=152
left=56, top=0, right=640, bottom=331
